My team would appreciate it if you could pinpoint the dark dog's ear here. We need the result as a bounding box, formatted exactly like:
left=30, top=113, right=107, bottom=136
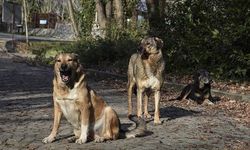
left=193, top=70, right=200, bottom=81
left=137, top=43, right=144, bottom=54
left=154, top=37, right=163, bottom=49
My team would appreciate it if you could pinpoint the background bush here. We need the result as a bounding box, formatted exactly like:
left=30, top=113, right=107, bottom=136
left=27, top=0, right=249, bottom=81
left=162, top=0, right=250, bottom=80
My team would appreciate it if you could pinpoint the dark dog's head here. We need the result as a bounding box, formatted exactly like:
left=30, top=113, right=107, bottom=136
left=193, top=69, right=212, bottom=88
left=138, top=37, right=163, bottom=56
left=54, top=53, right=81, bottom=84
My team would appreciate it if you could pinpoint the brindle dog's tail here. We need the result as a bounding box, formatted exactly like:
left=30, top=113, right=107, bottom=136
left=120, top=115, right=147, bottom=139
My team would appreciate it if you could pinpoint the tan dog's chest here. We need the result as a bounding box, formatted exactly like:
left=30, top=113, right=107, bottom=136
left=55, top=89, right=81, bottom=129
left=55, top=88, right=105, bottom=132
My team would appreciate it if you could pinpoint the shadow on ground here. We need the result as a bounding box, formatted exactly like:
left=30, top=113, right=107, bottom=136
left=160, top=106, right=200, bottom=120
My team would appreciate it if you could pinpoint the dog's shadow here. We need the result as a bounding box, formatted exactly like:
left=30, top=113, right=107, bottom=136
left=120, top=123, right=153, bottom=139
left=161, top=106, right=200, bottom=120
left=146, top=106, right=201, bottom=122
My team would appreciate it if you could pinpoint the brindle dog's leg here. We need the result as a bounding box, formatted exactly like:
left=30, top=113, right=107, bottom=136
left=137, top=88, right=144, bottom=118
left=154, top=90, right=161, bottom=125
left=144, top=91, right=152, bottom=119
left=127, top=80, right=135, bottom=116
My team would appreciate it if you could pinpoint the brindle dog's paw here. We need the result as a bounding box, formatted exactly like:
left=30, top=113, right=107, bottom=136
left=144, top=113, right=152, bottom=119
left=42, top=136, right=55, bottom=143
left=154, top=120, right=162, bottom=125
left=75, top=137, right=87, bottom=144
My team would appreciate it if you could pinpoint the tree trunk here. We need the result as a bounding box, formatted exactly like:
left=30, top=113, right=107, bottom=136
left=146, top=0, right=162, bottom=35
left=67, top=0, right=80, bottom=38
left=95, top=0, right=107, bottom=29
left=105, top=0, right=112, bottom=21
left=113, top=0, right=123, bottom=28
left=23, top=0, right=29, bottom=44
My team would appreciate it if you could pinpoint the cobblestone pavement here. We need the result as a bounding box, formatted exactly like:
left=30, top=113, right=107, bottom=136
left=0, top=53, right=249, bottom=150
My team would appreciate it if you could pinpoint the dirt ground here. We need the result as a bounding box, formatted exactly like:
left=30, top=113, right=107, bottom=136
left=0, top=52, right=249, bottom=150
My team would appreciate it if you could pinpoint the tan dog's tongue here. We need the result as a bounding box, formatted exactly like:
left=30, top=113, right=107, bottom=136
left=62, top=75, right=69, bottom=81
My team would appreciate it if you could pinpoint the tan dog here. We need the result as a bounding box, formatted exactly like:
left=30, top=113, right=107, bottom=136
left=42, top=53, right=146, bottom=144
left=127, top=37, right=165, bottom=125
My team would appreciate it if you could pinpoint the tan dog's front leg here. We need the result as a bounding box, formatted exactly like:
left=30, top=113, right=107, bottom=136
left=75, top=105, right=90, bottom=144
left=42, top=102, right=62, bottom=143
left=137, top=89, right=143, bottom=118
left=154, top=90, right=162, bottom=125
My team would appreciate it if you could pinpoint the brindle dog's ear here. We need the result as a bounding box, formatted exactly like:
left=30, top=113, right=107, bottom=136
left=137, top=39, right=145, bottom=54
left=154, top=37, right=163, bottom=49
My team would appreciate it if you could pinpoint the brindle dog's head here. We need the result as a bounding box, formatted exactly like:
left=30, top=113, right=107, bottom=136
left=138, top=37, right=163, bottom=57
left=54, top=53, right=81, bottom=84
left=193, top=69, right=212, bottom=89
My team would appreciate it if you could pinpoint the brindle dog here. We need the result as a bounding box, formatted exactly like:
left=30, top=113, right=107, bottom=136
left=127, top=37, right=165, bottom=125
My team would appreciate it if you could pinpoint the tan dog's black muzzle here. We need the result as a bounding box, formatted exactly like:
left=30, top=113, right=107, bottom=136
left=60, top=64, right=68, bottom=72
left=59, top=64, right=72, bottom=83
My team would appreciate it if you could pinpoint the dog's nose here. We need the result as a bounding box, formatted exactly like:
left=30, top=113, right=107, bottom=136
left=60, top=64, right=68, bottom=71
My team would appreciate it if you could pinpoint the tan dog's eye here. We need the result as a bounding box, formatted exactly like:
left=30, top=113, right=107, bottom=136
left=57, top=59, right=61, bottom=62
left=68, top=59, right=73, bottom=62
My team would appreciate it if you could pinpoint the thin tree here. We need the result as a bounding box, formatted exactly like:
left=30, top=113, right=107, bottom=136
left=23, top=0, right=29, bottom=44
left=95, top=0, right=107, bottom=29
left=67, top=0, right=79, bottom=38
left=113, top=0, right=123, bottom=28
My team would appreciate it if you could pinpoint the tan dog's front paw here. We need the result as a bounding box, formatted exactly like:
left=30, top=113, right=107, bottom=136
left=42, top=136, right=55, bottom=143
left=94, top=136, right=105, bottom=143
left=75, top=138, right=87, bottom=144
left=67, top=136, right=77, bottom=143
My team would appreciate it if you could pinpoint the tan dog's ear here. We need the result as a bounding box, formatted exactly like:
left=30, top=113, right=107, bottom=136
left=73, top=53, right=83, bottom=74
left=154, top=37, right=163, bottom=49
left=54, top=53, right=61, bottom=63
left=70, top=53, right=79, bottom=62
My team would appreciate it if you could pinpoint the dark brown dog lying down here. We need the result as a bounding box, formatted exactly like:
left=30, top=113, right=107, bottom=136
left=170, top=69, right=218, bottom=104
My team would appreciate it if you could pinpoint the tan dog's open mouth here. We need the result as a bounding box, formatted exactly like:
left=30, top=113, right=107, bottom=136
left=59, top=68, right=72, bottom=83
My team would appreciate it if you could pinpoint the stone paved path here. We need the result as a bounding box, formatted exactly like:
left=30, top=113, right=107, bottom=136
left=0, top=53, right=249, bottom=150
